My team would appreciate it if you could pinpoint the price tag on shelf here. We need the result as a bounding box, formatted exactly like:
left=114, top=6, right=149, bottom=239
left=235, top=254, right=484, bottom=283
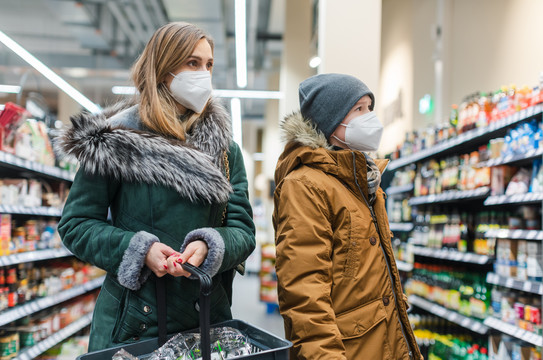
left=505, top=278, right=514, bottom=288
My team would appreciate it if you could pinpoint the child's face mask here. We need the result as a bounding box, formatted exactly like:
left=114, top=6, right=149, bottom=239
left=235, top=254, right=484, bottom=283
left=168, top=70, right=212, bottom=113
left=332, top=112, right=384, bottom=152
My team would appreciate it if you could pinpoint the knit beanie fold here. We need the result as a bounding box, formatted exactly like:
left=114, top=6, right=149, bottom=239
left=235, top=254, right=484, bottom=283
left=298, top=73, right=374, bottom=139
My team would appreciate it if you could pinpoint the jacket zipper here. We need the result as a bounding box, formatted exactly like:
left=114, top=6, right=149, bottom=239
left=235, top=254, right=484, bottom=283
left=351, top=153, right=413, bottom=360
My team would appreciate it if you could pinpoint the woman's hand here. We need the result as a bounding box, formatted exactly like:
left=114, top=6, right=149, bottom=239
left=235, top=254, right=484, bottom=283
left=145, top=242, right=176, bottom=277
left=166, top=240, right=209, bottom=277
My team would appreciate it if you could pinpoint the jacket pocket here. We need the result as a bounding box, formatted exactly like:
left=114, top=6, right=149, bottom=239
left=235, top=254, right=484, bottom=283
left=112, top=291, right=154, bottom=343
left=336, top=298, right=387, bottom=340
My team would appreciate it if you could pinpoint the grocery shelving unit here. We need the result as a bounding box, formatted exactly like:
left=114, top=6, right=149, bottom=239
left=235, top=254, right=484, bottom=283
left=14, top=313, right=93, bottom=360
left=0, top=247, right=72, bottom=267
left=412, top=246, right=492, bottom=265
left=484, top=317, right=543, bottom=347
left=0, top=149, right=102, bottom=357
left=386, top=102, right=543, bottom=348
left=409, top=295, right=489, bottom=335
left=389, top=223, right=414, bottom=232
left=486, top=272, right=543, bottom=296
left=388, top=105, right=542, bottom=171
left=0, top=276, right=105, bottom=327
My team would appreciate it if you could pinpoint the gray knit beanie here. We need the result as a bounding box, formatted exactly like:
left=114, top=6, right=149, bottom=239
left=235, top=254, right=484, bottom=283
left=299, top=73, right=375, bottom=139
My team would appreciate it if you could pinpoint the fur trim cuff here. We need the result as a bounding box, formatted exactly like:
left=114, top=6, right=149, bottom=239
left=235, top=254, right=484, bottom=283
left=181, top=228, right=225, bottom=278
left=118, top=231, right=159, bottom=290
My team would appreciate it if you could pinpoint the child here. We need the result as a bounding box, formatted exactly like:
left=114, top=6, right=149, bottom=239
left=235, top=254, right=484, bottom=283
left=273, top=73, right=422, bottom=359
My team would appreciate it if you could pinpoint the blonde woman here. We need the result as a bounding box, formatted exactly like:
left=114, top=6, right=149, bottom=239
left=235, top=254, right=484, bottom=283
left=57, top=22, right=255, bottom=351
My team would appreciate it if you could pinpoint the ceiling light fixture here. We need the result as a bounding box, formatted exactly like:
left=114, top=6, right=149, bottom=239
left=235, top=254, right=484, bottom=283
left=111, top=86, right=137, bottom=95
left=0, top=85, right=21, bottom=94
left=0, top=30, right=101, bottom=114
left=309, top=56, right=322, bottom=69
left=235, top=0, right=247, bottom=88
left=231, top=98, right=242, bottom=147
left=111, top=86, right=283, bottom=99
left=214, top=89, right=283, bottom=99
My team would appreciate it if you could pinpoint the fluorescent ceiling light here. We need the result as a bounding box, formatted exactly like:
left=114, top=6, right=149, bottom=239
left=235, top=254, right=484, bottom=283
left=111, top=86, right=283, bottom=100
left=309, top=56, right=322, bottom=69
left=112, top=86, right=137, bottom=95
left=231, top=98, right=242, bottom=147
left=214, top=89, right=283, bottom=99
left=0, top=30, right=101, bottom=114
left=235, top=0, right=247, bottom=88
left=0, top=85, right=21, bottom=94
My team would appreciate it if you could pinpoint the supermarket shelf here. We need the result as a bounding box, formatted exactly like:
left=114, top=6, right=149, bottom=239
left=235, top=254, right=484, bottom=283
left=0, top=204, right=62, bottom=217
left=0, top=276, right=105, bottom=327
left=412, top=246, right=492, bottom=264
left=484, top=316, right=543, bottom=347
left=484, top=192, right=543, bottom=206
left=386, top=184, right=414, bottom=195
left=389, top=222, right=414, bottom=232
left=0, top=248, right=72, bottom=267
left=15, top=313, right=93, bottom=360
left=478, top=147, right=543, bottom=168
left=408, top=187, right=490, bottom=206
left=0, top=150, right=75, bottom=182
left=396, top=260, right=413, bottom=272
left=388, top=104, right=542, bottom=171
left=485, top=228, right=543, bottom=241
left=408, top=295, right=488, bottom=334
left=486, top=272, right=543, bottom=295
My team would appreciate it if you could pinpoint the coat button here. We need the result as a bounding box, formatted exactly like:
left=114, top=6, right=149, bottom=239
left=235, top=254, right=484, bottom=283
left=383, top=296, right=390, bottom=306
left=143, top=305, right=151, bottom=313
left=369, top=237, right=377, bottom=245
left=140, top=323, right=147, bottom=331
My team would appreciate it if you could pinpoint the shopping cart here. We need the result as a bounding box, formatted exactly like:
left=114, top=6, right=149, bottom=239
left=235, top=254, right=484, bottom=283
left=77, top=263, right=291, bottom=360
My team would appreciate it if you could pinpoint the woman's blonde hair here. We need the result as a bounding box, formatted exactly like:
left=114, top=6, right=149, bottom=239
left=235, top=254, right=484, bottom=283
left=131, top=22, right=214, bottom=141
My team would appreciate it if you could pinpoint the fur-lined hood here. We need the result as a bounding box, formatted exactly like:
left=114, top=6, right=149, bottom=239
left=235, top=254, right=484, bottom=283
left=55, top=98, right=233, bottom=204
left=280, top=111, right=333, bottom=150
left=276, top=111, right=389, bottom=185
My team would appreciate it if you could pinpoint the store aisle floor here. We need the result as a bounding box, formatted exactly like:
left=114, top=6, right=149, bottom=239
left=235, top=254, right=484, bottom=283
left=231, top=273, right=285, bottom=338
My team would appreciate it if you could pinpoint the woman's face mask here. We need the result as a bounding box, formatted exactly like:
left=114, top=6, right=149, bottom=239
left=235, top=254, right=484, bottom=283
left=332, top=111, right=384, bottom=152
left=168, top=70, right=212, bottom=113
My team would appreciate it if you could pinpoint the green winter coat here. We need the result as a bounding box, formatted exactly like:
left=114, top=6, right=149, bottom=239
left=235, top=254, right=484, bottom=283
left=57, top=99, right=255, bottom=351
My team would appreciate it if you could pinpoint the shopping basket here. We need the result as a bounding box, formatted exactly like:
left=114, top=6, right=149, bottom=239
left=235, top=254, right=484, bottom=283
left=77, top=263, right=291, bottom=360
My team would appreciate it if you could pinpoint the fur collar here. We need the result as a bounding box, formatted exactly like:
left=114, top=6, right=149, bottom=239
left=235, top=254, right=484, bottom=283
left=55, top=98, right=233, bottom=204
left=280, top=111, right=333, bottom=150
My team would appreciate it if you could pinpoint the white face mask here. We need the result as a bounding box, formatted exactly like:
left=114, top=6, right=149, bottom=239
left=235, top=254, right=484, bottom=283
left=168, top=70, right=212, bottom=113
left=332, top=112, right=384, bottom=152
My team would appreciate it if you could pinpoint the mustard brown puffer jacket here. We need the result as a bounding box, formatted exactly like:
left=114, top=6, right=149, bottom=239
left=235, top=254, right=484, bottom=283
left=273, top=111, right=422, bottom=360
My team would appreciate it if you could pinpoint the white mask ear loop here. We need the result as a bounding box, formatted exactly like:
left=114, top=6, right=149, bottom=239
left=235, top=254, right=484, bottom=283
left=332, top=123, right=350, bottom=146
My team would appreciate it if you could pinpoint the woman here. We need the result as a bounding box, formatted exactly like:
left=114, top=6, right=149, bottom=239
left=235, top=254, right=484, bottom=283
left=57, top=22, right=255, bottom=351
left=273, top=73, right=422, bottom=359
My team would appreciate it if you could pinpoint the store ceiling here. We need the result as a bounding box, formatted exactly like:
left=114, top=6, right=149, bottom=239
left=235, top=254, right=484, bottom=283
left=0, top=0, right=284, bottom=120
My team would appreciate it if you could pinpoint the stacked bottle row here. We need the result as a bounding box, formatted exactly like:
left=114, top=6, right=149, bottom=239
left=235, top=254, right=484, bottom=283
left=390, top=75, right=543, bottom=161
left=411, top=313, right=543, bottom=360
left=0, top=215, right=62, bottom=256
left=411, top=313, right=490, bottom=360
left=491, top=285, right=542, bottom=335
left=404, top=263, right=490, bottom=319
left=0, top=260, right=104, bottom=313
left=0, top=292, right=96, bottom=359
left=411, top=206, right=541, bottom=255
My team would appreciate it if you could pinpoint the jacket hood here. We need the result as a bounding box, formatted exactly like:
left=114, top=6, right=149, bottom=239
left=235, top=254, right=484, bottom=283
left=276, top=111, right=388, bottom=196
left=55, top=97, right=233, bottom=204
